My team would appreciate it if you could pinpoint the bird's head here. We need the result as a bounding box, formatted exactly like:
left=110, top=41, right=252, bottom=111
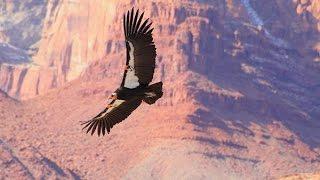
left=108, top=92, right=117, bottom=100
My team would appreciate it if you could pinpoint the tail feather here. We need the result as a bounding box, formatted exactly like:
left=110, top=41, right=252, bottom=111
left=143, top=82, right=163, bottom=105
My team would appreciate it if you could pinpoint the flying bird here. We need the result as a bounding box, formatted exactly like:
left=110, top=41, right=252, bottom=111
left=81, top=8, right=163, bottom=136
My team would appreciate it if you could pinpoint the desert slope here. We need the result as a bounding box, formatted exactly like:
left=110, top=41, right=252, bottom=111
left=1, top=63, right=319, bottom=179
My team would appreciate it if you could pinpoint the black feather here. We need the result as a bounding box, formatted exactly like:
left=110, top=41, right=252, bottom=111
left=97, top=120, right=102, bottom=137
left=134, top=12, right=144, bottom=36
left=138, top=19, right=149, bottom=34
left=131, top=9, right=139, bottom=35
left=86, top=120, right=95, bottom=134
left=129, top=8, right=134, bottom=36
left=141, top=22, right=152, bottom=34
left=102, top=120, right=106, bottom=136
left=91, top=121, right=99, bottom=136
left=146, top=28, right=154, bottom=35
left=126, top=11, right=130, bottom=37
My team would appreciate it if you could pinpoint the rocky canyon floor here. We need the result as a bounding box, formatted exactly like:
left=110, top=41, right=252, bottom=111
left=1, top=69, right=319, bottom=179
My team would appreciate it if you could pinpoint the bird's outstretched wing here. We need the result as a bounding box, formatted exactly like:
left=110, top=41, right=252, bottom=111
left=121, top=8, right=157, bottom=89
left=81, top=98, right=142, bottom=136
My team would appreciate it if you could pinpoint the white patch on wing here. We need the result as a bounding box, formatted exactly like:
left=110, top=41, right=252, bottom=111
left=106, top=99, right=125, bottom=113
left=96, top=100, right=125, bottom=118
left=124, top=41, right=140, bottom=89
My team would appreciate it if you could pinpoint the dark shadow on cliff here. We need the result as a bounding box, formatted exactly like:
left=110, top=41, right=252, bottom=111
left=184, top=1, right=320, bottom=150
left=0, top=43, right=31, bottom=64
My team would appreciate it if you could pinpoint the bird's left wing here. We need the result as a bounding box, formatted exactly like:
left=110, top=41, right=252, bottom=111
left=121, top=8, right=157, bottom=89
left=81, top=98, right=142, bottom=136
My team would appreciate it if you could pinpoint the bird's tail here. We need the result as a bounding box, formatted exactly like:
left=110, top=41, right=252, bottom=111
left=143, top=82, right=163, bottom=105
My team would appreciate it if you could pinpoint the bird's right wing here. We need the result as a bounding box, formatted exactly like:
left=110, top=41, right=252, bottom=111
left=81, top=98, right=142, bottom=136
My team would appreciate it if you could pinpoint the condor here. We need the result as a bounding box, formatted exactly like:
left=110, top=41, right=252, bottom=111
left=81, top=8, right=163, bottom=136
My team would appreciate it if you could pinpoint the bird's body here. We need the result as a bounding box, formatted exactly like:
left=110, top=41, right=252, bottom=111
left=115, top=86, right=146, bottom=100
left=116, top=83, right=162, bottom=100
left=81, top=8, right=163, bottom=136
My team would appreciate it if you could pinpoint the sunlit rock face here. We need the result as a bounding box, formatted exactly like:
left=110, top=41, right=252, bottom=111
left=0, top=0, right=117, bottom=99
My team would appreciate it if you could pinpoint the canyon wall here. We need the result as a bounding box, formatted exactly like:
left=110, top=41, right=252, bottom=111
left=0, top=0, right=117, bottom=99
left=0, top=0, right=319, bottom=100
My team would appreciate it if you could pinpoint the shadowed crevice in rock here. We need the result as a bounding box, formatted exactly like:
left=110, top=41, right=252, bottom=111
left=15, top=68, right=28, bottom=97
left=41, top=157, right=67, bottom=177
left=191, top=151, right=260, bottom=164
left=193, top=136, right=221, bottom=146
left=0, top=139, right=35, bottom=179
left=67, top=169, right=82, bottom=180
left=0, top=138, right=76, bottom=179
left=204, top=152, right=260, bottom=164
left=222, top=140, right=247, bottom=150
left=192, top=136, right=248, bottom=150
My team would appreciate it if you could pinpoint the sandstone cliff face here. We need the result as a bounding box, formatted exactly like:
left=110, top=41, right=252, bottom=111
left=1, top=0, right=319, bottom=99
left=33, top=0, right=117, bottom=81
left=0, top=0, right=117, bottom=99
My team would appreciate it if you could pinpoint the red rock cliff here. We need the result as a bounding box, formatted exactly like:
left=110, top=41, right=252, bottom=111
left=0, top=0, right=319, bottom=100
